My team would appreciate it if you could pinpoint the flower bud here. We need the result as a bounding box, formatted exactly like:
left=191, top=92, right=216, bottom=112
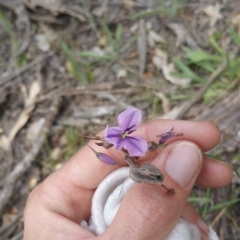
left=88, top=145, right=117, bottom=165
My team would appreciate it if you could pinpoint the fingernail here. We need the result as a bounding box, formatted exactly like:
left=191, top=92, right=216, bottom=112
left=197, top=218, right=209, bottom=239
left=165, top=142, right=202, bottom=188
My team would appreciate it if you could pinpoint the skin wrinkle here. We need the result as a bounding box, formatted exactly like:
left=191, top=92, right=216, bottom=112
left=123, top=185, right=180, bottom=240
left=25, top=199, right=54, bottom=239
left=131, top=184, right=179, bottom=229
left=104, top=206, right=142, bottom=240
left=124, top=215, right=142, bottom=240
left=122, top=210, right=155, bottom=240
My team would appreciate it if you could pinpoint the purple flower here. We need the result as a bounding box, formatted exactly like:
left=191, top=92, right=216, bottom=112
left=104, top=107, right=148, bottom=156
left=157, top=127, right=183, bottom=144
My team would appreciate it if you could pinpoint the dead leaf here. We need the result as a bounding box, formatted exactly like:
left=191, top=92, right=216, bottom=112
left=167, top=22, right=199, bottom=49
left=130, top=23, right=138, bottom=34
left=29, top=177, right=38, bottom=189
left=55, top=163, right=63, bottom=170
left=148, top=30, right=166, bottom=48
left=154, top=92, right=170, bottom=113
left=158, top=105, right=183, bottom=119
left=26, top=118, right=45, bottom=144
left=203, top=3, right=223, bottom=27
left=23, top=0, right=62, bottom=15
left=57, top=117, right=89, bottom=127
left=25, top=80, right=42, bottom=107
left=0, top=80, right=41, bottom=150
left=23, top=0, right=86, bottom=21
left=50, top=147, right=61, bottom=160
left=231, top=14, right=240, bottom=35
left=152, top=48, right=191, bottom=87
left=98, top=34, right=108, bottom=47
left=116, top=69, right=127, bottom=79
left=73, top=105, right=116, bottom=118
left=1, top=213, right=18, bottom=238
left=35, top=34, right=50, bottom=52
left=41, top=23, right=58, bottom=42
left=122, top=0, right=134, bottom=9
left=92, top=7, right=106, bottom=17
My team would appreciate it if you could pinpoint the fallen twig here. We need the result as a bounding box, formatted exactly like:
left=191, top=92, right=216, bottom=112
left=10, top=230, right=23, bottom=240
left=138, top=19, right=147, bottom=77
left=0, top=213, right=23, bottom=238
left=0, top=51, right=54, bottom=87
left=211, top=208, right=226, bottom=227
left=38, top=86, right=143, bottom=102
left=0, top=0, right=18, bottom=10
left=14, top=3, right=31, bottom=57
left=0, top=98, right=60, bottom=216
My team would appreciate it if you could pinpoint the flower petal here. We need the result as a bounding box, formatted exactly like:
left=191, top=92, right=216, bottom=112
left=104, top=125, right=122, bottom=146
left=118, top=107, right=142, bottom=132
left=118, top=136, right=148, bottom=156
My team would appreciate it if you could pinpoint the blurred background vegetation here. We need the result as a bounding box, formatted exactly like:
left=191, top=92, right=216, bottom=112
left=0, top=0, right=240, bottom=239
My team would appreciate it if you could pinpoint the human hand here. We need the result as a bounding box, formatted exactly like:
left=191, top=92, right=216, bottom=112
left=23, top=120, right=233, bottom=240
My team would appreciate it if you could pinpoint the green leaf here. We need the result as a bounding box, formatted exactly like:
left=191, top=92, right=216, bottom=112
left=174, top=57, right=203, bottom=82
left=61, top=42, right=89, bottom=84
left=208, top=198, right=240, bottom=212
left=120, top=35, right=138, bottom=54
left=75, top=51, right=111, bottom=60
left=100, top=20, right=114, bottom=47
left=114, top=24, right=122, bottom=54
left=183, top=47, right=222, bottom=63
left=229, top=27, right=240, bottom=47
left=0, top=10, right=18, bottom=49
left=209, top=37, right=226, bottom=56
left=188, top=197, right=212, bottom=203
left=132, top=10, right=161, bottom=20
left=202, top=188, right=211, bottom=218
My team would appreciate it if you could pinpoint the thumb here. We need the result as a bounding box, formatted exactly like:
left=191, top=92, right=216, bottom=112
left=102, top=141, right=203, bottom=240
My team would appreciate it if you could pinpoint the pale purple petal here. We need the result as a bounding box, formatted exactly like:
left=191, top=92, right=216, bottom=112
left=104, top=125, right=122, bottom=146
left=118, top=136, right=148, bottom=156
left=118, top=107, right=142, bottom=132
